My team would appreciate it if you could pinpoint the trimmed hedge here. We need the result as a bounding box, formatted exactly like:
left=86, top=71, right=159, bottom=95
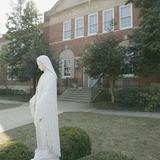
left=0, top=88, right=31, bottom=101
left=78, top=151, right=134, bottom=160
left=0, top=88, right=26, bottom=96
left=0, top=141, right=33, bottom=160
left=60, top=127, right=91, bottom=160
left=116, top=87, right=160, bottom=112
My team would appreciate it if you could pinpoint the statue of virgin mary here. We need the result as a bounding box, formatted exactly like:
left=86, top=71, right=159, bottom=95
left=29, top=55, right=61, bottom=160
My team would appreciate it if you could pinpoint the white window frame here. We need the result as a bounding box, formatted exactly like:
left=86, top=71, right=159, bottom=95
left=75, top=16, right=84, bottom=39
left=62, top=59, right=71, bottom=78
left=119, top=3, right=133, bottom=30
left=103, top=8, right=114, bottom=33
left=88, top=12, right=98, bottom=36
left=63, top=20, right=72, bottom=41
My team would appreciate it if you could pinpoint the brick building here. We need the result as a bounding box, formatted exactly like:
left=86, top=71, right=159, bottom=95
left=44, top=0, right=141, bottom=88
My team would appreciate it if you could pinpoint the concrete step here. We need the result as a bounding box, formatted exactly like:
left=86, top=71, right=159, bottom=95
left=59, top=96, right=91, bottom=101
left=58, top=97, right=91, bottom=103
left=59, top=87, right=91, bottom=103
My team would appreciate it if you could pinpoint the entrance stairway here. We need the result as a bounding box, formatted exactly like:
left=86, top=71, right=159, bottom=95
left=58, top=87, right=91, bottom=103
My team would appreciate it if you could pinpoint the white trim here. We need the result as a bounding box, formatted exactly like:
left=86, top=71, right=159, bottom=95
left=63, top=20, right=72, bottom=41
left=75, top=16, right=84, bottom=39
left=103, top=8, right=114, bottom=33
left=119, top=3, right=133, bottom=30
left=88, top=12, right=98, bottom=36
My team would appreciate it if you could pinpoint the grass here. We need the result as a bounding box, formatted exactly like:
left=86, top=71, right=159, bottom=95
left=0, top=112, right=160, bottom=160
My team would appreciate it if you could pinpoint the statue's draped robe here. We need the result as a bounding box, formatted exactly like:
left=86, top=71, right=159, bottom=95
left=30, top=71, right=61, bottom=160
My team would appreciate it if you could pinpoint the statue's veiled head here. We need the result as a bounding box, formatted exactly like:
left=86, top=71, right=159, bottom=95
left=36, top=55, right=57, bottom=79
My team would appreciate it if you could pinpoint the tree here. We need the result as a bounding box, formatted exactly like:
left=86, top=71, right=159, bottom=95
left=82, top=35, right=126, bottom=103
left=128, top=0, right=160, bottom=75
left=3, top=0, right=57, bottom=93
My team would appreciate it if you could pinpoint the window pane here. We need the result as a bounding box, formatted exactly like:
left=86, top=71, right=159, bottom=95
left=64, top=21, right=71, bottom=39
left=89, top=15, right=97, bottom=25
left=104, top=21, right=112, bottom=32
left=121, top=17, right=131, bottom=28
left=64, top=22, right=71, bottom=30
left=64, top=31, right=71, bottom=39
left=76, top=18, right=84, bottom=37
left=76, top=18, right=83, bottom=28
left=90, top=24, right=97, bottom=34
left=76, top=28, right=84, bottom=37
left=104, top=10, right=113, bottom=21
left=121, top=6, right=131, bottom=17
left=63, top=60, right=71, bottom=76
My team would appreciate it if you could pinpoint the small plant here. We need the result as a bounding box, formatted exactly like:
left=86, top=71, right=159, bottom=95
left=60, top=127, right=91, bottom=160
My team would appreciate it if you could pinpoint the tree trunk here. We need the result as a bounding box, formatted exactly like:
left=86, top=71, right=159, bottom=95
left=109, top=77, right=115, bottom=104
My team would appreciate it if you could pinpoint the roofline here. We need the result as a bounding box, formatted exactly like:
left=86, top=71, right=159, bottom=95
left=44, top=0, right=91, bottom=18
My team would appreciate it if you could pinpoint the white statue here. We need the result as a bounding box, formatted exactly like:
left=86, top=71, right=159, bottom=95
left=29, top=55, right=61, bottom=160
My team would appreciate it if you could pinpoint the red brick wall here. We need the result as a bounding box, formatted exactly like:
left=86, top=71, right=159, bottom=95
left=133, top=7, right=141, bottom=27
left=45, top=6, right=140, bottom=43
left=49, top=23, right=63, bottom=43
left=114, top=6, right=119, bottom=30
left=98, top=11, right=103, bottom=33
left=43, top=5, right=141, bottom=86
left=84, top=15, right=88, bottom=36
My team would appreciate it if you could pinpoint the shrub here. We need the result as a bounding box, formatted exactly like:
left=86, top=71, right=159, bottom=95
left=60, top=127, right=91, bottom=160
left=0, top=141, right=33, bottom=160
left=0, top=88, right=31, bottom=101
left=78, top=151, right=134, bottom=160
left=116, top=87, right=160, bottom=112
left=94, top=89, right=111, bottom=102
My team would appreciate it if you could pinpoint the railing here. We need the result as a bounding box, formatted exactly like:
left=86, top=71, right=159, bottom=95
left=91, top=73, right=103, bottom=102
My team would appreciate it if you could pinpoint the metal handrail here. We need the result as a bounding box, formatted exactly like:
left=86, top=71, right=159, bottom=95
left=91, top=73, right=103, bottom=102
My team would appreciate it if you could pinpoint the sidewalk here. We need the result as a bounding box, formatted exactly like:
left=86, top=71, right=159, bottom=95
left=0, top=100, right=160, bottom=133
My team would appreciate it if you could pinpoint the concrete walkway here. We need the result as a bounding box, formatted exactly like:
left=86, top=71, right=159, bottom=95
left=0, top=100, right=160, bottom=133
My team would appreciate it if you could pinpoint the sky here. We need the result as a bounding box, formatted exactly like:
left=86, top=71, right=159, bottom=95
left=0, top=0, right=58, bottom=34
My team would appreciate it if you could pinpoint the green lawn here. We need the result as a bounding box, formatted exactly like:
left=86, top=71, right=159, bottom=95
left=0, top=112, right=160, bottom=160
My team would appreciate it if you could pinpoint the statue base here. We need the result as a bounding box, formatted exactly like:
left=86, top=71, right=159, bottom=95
left=31, top=149, right=60, bottom=160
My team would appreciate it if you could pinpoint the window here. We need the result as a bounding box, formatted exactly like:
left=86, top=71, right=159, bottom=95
left=75, top=17, right=84, bottom=38
left=62, top=59, right=71, bottom=78
left=103, top=9, right=114, bottom=32
left=63, top=20, right=71, bottom=40
left=120, top=3, right=133, bottom=30
left=88, top=13, right=98, bottom=35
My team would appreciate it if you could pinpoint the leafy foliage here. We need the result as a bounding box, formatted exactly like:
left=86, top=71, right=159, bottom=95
left=82, top=35, right=127, bottom=103
left=83, top=35, right=126, bottom=79
left=3, top=0, right=57, bottom=92
left=60, top=127, right=91, bottom=160
left=116, top=87, right=160, bottom=112
left=128, top=0, right=160, bottom=75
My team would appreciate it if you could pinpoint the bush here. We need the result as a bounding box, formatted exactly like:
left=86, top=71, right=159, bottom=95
left=94, top=89, right=111, bottom=102
left=0, top=141, right=33, bottom=160
left=0, top=88, right=31, bottom=101
left=116, top=87, right=160, bottom=112
left=60, top=127, right=91, bottom=160
left=78, top=151, right=134, bottom=160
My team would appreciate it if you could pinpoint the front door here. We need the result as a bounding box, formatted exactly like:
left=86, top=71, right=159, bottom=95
left=88, top=76, right=97, bottom=88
